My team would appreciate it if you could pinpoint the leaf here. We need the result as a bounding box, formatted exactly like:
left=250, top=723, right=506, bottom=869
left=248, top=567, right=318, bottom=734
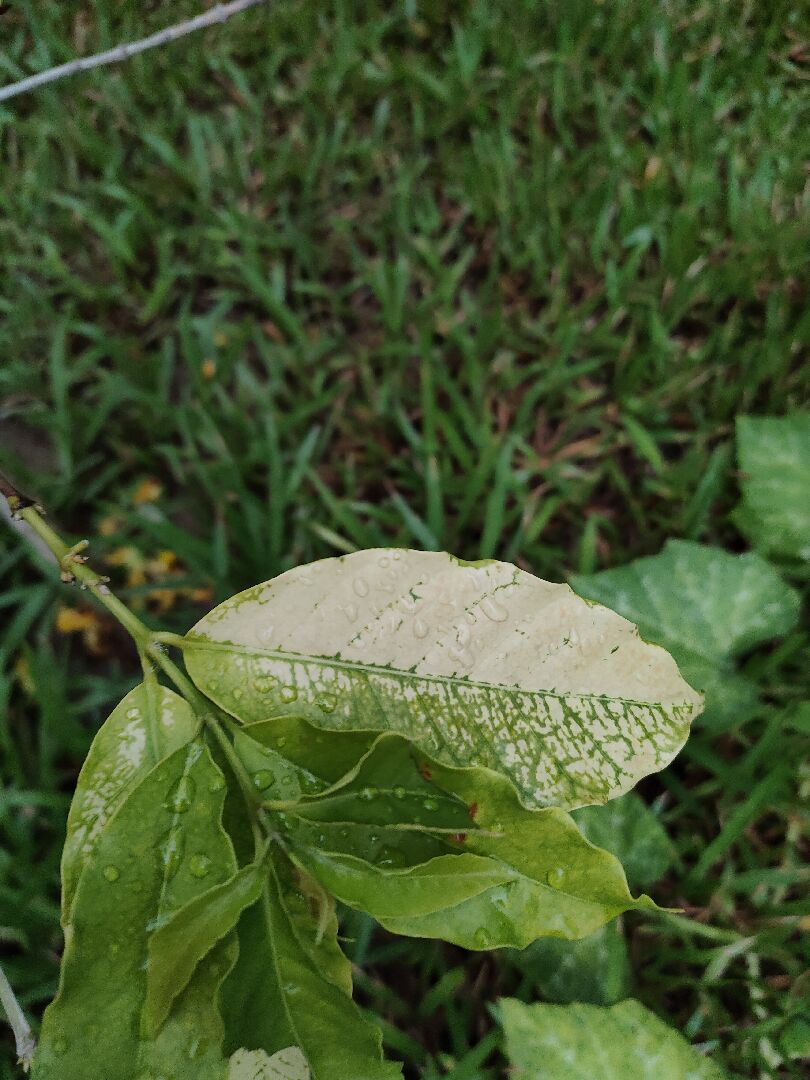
left=288, top=734, right=657, bottom=950
left=34, top=742, right=238, bottom=1080
left=60, top=679, right=198, bottom=919
left=572, top=540, right=800, bottom=730
left=144, top=860, right=267, bottom=1037
left=228, top=1047, right=310, bottom=1078
left=572, top=793, right=673, bottom=890
left=735, top=413, right=810, bottom=561
left=184, top=549, right=702, bottom=809
left=500, top=998, right=728, bottom=1079
left=219, top=853, right=402, bottom=1080
left=507, top=920, right=631, bottom=1005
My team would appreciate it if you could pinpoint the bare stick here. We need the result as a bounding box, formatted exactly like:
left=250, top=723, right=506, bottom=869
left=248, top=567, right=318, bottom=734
left=0, top=962, right=35, bottom=1072
left=0, top=0, right=268, bottom=105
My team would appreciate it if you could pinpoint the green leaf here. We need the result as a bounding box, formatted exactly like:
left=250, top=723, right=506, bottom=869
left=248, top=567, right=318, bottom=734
left=735, top=414, right=810, bottom=561
left=572, top=540, right=800, bottom=730
left=572, top=793, right=673, bottom=890
left=220, top=853, right=401, bottom=1080
left=228, top=1047, right=310, bottom=1078
left=500, top=998, right=727, bottom=1079
left=289, top=734, right=656, bottom=950
left=60, top=679, right=198, bottom=919
left=34, top=742, right=238, bottom=1080
left=184, top=549, right=702, bottom=809
left=144, top=860, right=267, bottom=1037
left=507, top=920, right=631, bottom=1005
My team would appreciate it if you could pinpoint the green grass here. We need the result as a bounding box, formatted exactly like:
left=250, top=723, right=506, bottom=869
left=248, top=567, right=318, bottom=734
left=1, top=0, right=809, bottom=1076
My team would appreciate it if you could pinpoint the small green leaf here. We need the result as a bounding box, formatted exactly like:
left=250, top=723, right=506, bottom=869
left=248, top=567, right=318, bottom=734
left=572, top=540, right=800, bottom=730
left=290, top=735, right=656, bottom=950
left=34, top=742, right=237, bottom=1079
left=735, top=414, right=810, bottom=561
left=184, top=549, right=702, bottom=809
left=228, top=1046, right=310, bottom=1078
left=144, top=860, right=267, bottom=1037
left=220, top=853, right=402, bottom=1080
left=507, top=920, right=631, bottom=1005
left=572, top=792, right=673, bottom=890
left=60, top=680, right=198, bottom=919
left=500, top=998, right=727, bottom=1079
left=240, top=715, right=375, bottom=786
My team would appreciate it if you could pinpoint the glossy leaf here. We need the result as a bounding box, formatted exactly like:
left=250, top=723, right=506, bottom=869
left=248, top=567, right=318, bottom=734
left=735, top=414, right=810, bottom=561
left=228, top=1047, right=310, bottom=1078
left=144, top=860, right=267, bottom=1037
left=61, top=679, right=198, bottom=919
left=34, top=742, right=238, bottom=1079
left=184, top=549, right=702, bottom=809
left=220, top=853, right=401, bottom=1080
left=572, top=793, right=673, bottom=890
left=500, top=998, right=727, bottom=1079
left=572, top=540, right=800, bottom=730
left=290, top=734, right=656, bottom=950
left=507, top=920, right=631, bottom=1005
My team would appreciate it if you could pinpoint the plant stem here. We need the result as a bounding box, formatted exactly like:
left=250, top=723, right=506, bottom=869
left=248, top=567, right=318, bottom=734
left=0, top=962, right=35, bottom=1070
left=18, top=503, right=152, bottom=649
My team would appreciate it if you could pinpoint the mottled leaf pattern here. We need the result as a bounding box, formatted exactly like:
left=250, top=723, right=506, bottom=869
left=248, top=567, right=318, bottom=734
left=573, top=541, right=799, bottom=730
left=61, top=680, right=198, bottom=919
left=500, top=998, right=727, bottom=1079
left=735, top=414, right=810, bottom=561
left=184, top=549, right=702, bottom=809
left=229, top=1047, right=310, bottom=1078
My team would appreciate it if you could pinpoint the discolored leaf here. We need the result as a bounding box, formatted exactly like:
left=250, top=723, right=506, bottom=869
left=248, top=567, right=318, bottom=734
left=60, top=679, right=198, bottom=919
left=572, top=541, right=799, bottom=730
left=735, top=414, right=810, bottom=561
left=220, top=852, right=401, bottom=1080
left=184, top=549, right=702, bottom=809
left=507, top=921, right=632, bottom=1006
left=572, top=792, right=673, bottom=890
left=34, top=742, right=238, bottom=1079
left=144, top=860, right=267, bottom=1037
left=500, top=998, right=727, bottom=1079
left=228, top=1046, right=310, bottom=1078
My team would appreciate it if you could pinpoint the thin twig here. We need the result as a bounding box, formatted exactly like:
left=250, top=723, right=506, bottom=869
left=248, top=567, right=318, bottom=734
left=0, top=0, right=269, bottom=105
left=0, top=962, right=35, bottom=1072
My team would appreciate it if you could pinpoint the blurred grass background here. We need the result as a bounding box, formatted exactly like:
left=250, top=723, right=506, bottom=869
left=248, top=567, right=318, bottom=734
left=0, top=1, right=808, bottom=1076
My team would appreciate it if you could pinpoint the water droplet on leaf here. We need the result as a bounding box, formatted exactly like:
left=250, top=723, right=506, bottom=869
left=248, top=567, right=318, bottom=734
left=546, top=867, right=566, bottom=888
left=480, top=597, right=508, bottom=623
left=103, top=865, right=120, bottom=883
left=165, top=775, right=195, bottom=814
left=393, top=785, right=407, bottom=800
left=473, top=927, right=493, bottom=948
left=253, top=769, right=275, bottom=791
left=359, top=786, right=378, bottom=802
left=280, top=685, right=298, bottom=703
left=413, top=617, right=429, bottom=639
left=315, top=692, right=337, bottom=713
left=189, top=853, right=213, bottom=879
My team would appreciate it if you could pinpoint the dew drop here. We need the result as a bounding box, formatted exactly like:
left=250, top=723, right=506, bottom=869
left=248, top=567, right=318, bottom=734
left=102, top=864, right=120, bottom=883
left=257, top=623, right=276, bottom=644
left=546, top=867, right=566, bottom=888
left=208, top=775, right=226, bottom=794
left=275, top=736, right=287, bottom=749
left=189, top=853, right=213, bottom=879
left=393, top=785, right=407, bottom=800
left=280, top=685, right=298, bottom=703
left=165, top=775, right=196, bottom=814
left=480, top=597, right=508, bottom=623
left=473, top=927, right=493, bottom=948
left=343, top=602, right=359, bottom=622
left=422, top=796, right=439, bottom=811
left=315, top=691, right=337, bottom=713
left=413, top=617, right=429, bottom=639
left=232, top=687, right=244, bottom=701
left=353, top=576, right=370, bottom=597
left=253, top=769, right=275, bottom=791
left=359, top=786, right=378, bottom=802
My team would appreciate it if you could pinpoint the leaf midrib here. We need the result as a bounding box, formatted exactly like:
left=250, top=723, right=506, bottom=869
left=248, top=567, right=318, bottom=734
left=184, top=636, right=692, bottom=709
